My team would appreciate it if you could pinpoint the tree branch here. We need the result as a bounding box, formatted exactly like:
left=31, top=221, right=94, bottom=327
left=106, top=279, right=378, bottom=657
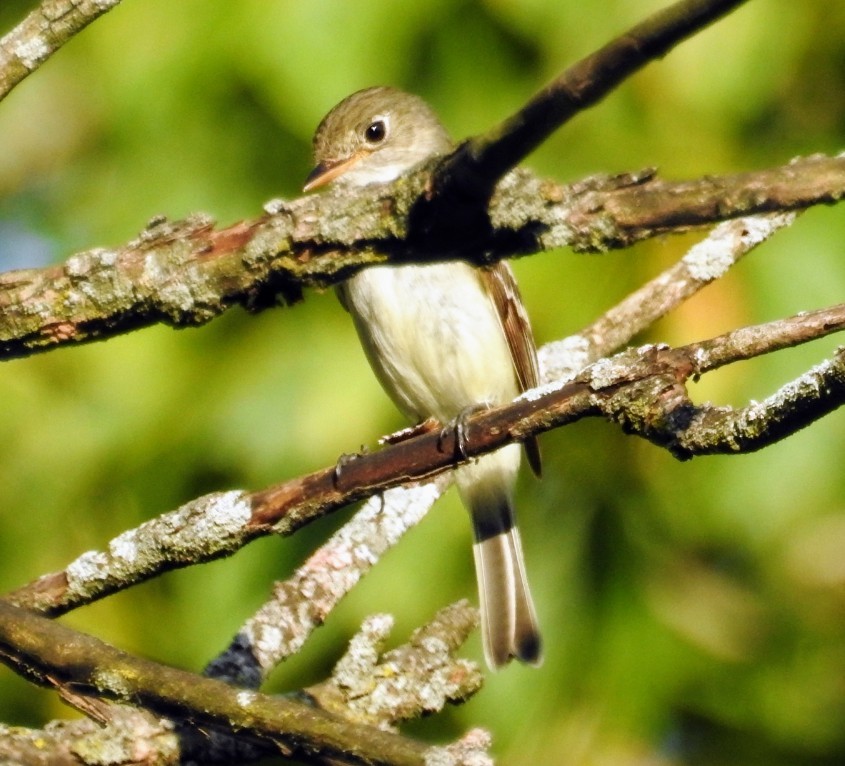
left=9, top=297, right=845, bottom=619
left=212, top=477, right=451, bottom=678
left=576, top=331, right=845, bottom=459
left=0, top=154, right=842, bottom=361
left=4, top=310, right=844, bottom=764
left=540, top=211, right=798, bottom=381
left=3, top=484, right=480, bottom=765
left=0, top=600, right=481, bottom=766
left=0, top=1, right=838, bottom=762
left=432, top=0, right=750, bottom=196
left=0, top=0, right=124, bottom=103
left=5, top=477, right=449, bottom=617
left=184, top=601, right=483, bottom=765
left=0, top=606, right=485, bottom=766
left=0, top=712, right=177, bottom=766
left=0, top=0, right=766, bottom=366
left=1, top=211, right=812, bottom=619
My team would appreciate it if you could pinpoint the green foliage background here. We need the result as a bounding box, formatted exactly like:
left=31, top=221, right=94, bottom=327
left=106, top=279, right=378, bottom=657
left=1, top=1, right=845, bottom=763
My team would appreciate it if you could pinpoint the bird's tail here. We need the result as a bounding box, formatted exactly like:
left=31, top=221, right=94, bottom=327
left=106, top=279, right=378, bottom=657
left=456, top=446, right=542, bottom=669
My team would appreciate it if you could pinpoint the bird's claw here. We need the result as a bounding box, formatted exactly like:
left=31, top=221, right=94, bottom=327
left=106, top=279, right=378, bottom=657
left=438, top=404, right=488, bottom=461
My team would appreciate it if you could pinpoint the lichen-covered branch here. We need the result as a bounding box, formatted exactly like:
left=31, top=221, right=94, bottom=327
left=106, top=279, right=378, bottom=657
left=186, top=603, right=485, bottom=765
left=9, top=299, right=845, bottom=620
left=3, top=470, right=449, bottom=618
left=0, top=601, right=453, bottom=766
left=0, top=212, right=821, bottom=620
left=210, top=478, right=451, bottom=680
left=6, top=489, right=257, bottom=615
left=572, top=319, right=845, bottom=460
left=186, top=601, right=485, bottom=766
left=0, top=0, right=774, bottom=368
left=0, top=154, right=842, bottom=361
left=6, top=210, right=788, bottom=617
left=1, top=491, right=482, bottom=766
left=183, top=487, right=479, bottom=765
left=0, top=0, right=124, bottom=102
left=0, top=712, right=177, bottom=766
left=540, top=211, right=797, bottom=381
left=4, top=311, right=845, bottom=763
left=306, top=602, right=482, bottom=730
left=3, top=217, right=844, bottom=765
left=0, top=208, right=811, bottom=625
left=671, top=350, right=845, bottom=458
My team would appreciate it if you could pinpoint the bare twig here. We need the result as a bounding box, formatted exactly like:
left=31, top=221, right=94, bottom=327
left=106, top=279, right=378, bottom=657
left=686, top=304, right=845, bottom=374
left=0, top=0, right=124, bottom=102
left=0, top=154, right=842, bottom=361
left=434, top=0, right=750, bottom=194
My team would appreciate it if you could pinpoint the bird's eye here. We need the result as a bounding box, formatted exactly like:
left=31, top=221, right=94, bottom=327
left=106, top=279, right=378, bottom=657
left=364, top=119, right=387, bottom=144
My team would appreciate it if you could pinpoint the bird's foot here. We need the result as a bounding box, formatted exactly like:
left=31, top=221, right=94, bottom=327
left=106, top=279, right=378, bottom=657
left=438, top=404, right=489, bottom=461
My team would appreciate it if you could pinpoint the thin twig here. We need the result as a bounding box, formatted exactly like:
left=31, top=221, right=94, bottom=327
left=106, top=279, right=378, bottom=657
left=687, top=304, right=845, bottom=374
left=435, top=0, right=750, bottom=194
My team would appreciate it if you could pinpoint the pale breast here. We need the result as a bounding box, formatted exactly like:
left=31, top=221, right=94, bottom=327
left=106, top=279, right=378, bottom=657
left=340, top=262, right=520, bottom=423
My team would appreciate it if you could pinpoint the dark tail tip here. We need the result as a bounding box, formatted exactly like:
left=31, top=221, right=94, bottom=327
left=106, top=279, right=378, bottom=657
left=515, top=630, right=543, bottom=666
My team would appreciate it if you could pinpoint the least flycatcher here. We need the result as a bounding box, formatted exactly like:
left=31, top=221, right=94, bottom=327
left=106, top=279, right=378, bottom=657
left=304, top=86, right=542, bottom=668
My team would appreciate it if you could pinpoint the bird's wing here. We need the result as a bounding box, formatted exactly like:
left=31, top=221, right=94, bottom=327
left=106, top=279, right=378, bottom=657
left=481, top=261, right=542, bottom=477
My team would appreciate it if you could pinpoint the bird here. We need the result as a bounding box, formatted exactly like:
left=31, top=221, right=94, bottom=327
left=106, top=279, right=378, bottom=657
left=303, top=86, right=542, bottom=668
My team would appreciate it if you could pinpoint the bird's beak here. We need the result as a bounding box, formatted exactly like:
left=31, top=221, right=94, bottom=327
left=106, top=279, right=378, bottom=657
left=303, top=154, right=362, bottom=192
